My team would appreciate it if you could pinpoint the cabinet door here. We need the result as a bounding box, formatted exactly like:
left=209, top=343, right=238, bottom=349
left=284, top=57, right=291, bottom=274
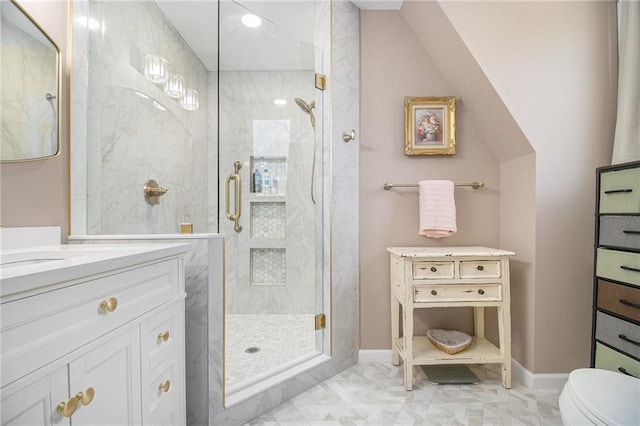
left=69, top=328, right=142, bottom=426
left=1, top=366, right=68, bottom=426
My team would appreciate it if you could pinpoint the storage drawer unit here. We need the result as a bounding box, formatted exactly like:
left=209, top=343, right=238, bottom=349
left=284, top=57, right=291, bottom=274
left=593, top=161, right=640, bottom=371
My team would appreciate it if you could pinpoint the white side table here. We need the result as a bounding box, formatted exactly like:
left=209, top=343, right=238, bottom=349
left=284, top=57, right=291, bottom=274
left=388, top=246, right=516, bottom=390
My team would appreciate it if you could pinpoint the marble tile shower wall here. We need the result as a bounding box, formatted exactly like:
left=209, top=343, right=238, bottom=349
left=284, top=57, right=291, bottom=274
left=219, top=70, right=317, bottom=316
left=75, top=0, right=209, bottom=235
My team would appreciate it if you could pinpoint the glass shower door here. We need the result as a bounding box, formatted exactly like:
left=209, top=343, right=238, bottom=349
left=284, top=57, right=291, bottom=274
left=218, top=0, right=325, bottom=398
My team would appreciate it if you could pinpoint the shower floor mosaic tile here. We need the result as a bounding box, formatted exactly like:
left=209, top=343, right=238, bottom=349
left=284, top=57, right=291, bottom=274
left=226, top=314, right=317, bottom=391
left=246, top=362, right=563, bottom=425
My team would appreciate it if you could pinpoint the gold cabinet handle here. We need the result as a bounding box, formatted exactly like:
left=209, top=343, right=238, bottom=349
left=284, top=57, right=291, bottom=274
left=56, top=387, right=94, bottom=417
left=56, top=398, right=78, bottom=417
left=100, top=297, right=118, bottom=313
left=79, top=387, right=95, bottom=406
left=157, top=330, right=170, bottom=342
left=158, top=380, right=171, bottom=393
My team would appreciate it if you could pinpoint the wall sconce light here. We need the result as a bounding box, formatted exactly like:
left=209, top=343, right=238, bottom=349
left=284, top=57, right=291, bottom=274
left=144, top=54, right=168, bottom=84
left=164, top=73, right=185, bottom=99
left=180, top=89, right=199, bottom=111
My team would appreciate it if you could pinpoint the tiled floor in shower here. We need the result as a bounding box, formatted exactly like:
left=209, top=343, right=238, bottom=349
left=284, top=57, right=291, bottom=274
left=225, top=314, right=317, bottom=391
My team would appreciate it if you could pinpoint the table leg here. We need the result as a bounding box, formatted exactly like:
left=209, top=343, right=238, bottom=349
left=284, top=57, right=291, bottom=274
left=391, top=296, right=400, bottom=366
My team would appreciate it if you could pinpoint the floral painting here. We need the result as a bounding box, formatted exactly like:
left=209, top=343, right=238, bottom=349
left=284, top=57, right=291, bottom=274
left=405, top=96, right=456, bottom=156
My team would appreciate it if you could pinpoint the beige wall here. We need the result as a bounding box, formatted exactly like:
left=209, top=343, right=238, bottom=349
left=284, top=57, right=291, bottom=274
left=359, top=10, right=502, bottom=349
left=0, top=0, right=69, bottom=241
left=361, top=1, right=617, bottom=374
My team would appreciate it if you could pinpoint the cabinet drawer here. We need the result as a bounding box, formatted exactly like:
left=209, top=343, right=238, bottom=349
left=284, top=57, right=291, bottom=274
left=595, top=311, right=640, bottom=358
left=599, top=216, right=640, bottom=250
left=413, top=262, right=454, bottom=280
left=595, top=342, right=640, bottom=379
left=414, top=284, right=501, bottom=303
left=459, top=260, right=501, bottom=278
left=1, top=259, right=180, bottom=386
left=596, top=248, right=640, bottom=287
left=141, top=300, right=184, bottom=376
left=600, top=168, right=640, bottom=214
left=142, top=350, right=183, bottom=423
left=597, top=280, right=640, bottom=322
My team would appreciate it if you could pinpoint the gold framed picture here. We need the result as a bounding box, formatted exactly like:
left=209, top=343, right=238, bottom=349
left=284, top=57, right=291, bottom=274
left=404, top=96, right=456, bottom=156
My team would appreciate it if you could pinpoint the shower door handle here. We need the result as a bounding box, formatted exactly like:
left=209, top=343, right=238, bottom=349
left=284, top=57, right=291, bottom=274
left=225, top=161, right=243, bottom=232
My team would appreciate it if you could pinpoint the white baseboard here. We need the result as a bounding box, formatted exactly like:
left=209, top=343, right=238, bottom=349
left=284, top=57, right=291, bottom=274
left=358, top=350, right=569, bottom=391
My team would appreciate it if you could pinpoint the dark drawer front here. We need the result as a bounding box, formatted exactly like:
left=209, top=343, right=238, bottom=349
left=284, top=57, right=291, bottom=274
left=596, top=311, right=640, bottom=358
left=600, top=216, right=640, bottom=250
left=598, top=279, right=640, bottom=322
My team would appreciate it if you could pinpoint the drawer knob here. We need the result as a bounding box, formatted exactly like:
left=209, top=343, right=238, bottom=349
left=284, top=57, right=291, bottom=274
left=430, top=267, right=437, bottom=272
left=477, top=289, right=485, bottom=295
left=158, top=330, right=170, bottom=342
left=477, top=265, right=484, bottom=271
left=99, top=297, right=118, bottom=313
left=158, top=380, right=171, bottom=393
left=56, top=387, right=94, bottom=417
left=431, top=290, right=438, bottom=296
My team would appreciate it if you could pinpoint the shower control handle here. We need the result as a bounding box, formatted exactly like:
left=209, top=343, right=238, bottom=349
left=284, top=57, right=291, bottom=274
left=225, top=161, right=242, bottom=233
left=343, top=129, right=356, bottom=143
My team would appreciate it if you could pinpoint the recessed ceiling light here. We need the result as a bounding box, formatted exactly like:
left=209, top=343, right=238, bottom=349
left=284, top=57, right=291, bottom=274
left=241, top=14, right=262, bottom=28
left=274, top=99, right=287, bottom=106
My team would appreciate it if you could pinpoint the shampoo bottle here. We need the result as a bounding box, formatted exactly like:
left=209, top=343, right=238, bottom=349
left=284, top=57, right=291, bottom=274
left=253, top=168, right=262, bottom=193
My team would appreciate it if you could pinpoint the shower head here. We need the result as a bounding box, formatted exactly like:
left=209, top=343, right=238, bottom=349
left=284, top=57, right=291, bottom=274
left=294, top=97, right=315, bottom=114
left=294, top=97, right=316, bottom=129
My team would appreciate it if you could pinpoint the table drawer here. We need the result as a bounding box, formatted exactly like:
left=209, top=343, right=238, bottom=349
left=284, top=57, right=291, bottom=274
left=414, top=284, right=501, bottom=303
left=600, top=168, right=640, bottom=214
left=596, top=248, right=640, bottom=287
left=595, top=342, right=640, bottom=379
left=596, top=311, right=640, bottom=358
left=413, top=261, right=454, bottom=280
left=459, top=260, right=501, bottom=278
left=141, top=300, right=184, bottom=376
left=599, top=216, right=640, bottom=250
left=1, top=259, right=180, bottom=386
left=597, top=279, right=640, bottom=322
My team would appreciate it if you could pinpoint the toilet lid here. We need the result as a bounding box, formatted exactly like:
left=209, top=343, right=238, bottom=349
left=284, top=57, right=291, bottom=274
left=567, top=368, right=640, bottom=425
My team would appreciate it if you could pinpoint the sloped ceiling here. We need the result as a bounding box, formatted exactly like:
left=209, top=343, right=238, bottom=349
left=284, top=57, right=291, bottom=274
left=399, top=1, right=533, bottom=163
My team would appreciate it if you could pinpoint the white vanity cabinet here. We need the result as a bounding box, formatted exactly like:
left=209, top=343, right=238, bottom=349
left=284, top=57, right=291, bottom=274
left=0, top=244, right=188, bottom=426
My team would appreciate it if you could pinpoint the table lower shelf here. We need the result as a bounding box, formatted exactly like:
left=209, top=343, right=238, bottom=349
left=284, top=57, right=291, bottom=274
left=393, top=336, right=506, bottom=365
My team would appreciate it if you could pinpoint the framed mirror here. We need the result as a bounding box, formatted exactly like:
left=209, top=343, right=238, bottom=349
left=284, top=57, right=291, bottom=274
left=1, top=0, right=60, bottom=162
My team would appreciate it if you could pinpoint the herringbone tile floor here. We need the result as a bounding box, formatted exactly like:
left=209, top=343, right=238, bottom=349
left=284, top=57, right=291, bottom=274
left=247, top=362, right=563, bottom=425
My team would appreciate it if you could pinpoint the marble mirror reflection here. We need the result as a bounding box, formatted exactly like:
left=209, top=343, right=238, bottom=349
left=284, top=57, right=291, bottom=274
left=1, top=0, right=60, bottom=162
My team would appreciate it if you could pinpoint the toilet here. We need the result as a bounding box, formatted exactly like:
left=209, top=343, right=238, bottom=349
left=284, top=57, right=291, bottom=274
left=559, top=368, right=640, bottom=425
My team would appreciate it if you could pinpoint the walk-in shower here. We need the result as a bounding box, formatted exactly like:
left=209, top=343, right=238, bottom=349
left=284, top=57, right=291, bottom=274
left=69, top=0, right=328, bottom=419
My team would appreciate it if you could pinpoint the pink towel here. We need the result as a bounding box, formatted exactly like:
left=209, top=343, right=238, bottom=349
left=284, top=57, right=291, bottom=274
left=418, top=180, right=457, bottom=238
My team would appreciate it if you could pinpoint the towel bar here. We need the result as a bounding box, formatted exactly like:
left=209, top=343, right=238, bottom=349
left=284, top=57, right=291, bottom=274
left=383, top=182, right=484, bottom=191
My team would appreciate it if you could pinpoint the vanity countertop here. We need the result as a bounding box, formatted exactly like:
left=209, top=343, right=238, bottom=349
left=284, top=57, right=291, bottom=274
left=0, top=243, right=190, bottom=300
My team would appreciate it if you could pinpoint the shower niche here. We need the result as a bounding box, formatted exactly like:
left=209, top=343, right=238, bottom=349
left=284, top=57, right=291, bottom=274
left=249, top=155, right=287, bottom=196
